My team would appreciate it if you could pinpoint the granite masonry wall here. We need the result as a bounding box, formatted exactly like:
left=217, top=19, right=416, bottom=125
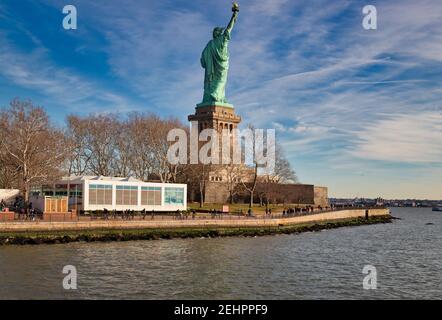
left=0, top=208, right=389, bottom=232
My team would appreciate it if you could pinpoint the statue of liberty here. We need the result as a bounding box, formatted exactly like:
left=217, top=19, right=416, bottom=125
left=199, top=3, right=239, bottom=107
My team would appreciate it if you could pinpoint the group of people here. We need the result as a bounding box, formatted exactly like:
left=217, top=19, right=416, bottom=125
left=236, top=208, right=254, bottom=217
left=174, top=209, right=196, bottom=220
left=209, top=208, right=223, bottom=218
left=100, top=208, right=148, bottom=220
left=1, top=196, right=40, bottom=221
left=12, top=197, right=37, bottom=220
left=86, top=209, right=203, bottom=220
left=141, top=208, right=156, bottom=220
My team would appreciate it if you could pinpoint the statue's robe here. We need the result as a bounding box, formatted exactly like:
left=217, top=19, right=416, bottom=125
left=201, top=29, right=231, bottom=103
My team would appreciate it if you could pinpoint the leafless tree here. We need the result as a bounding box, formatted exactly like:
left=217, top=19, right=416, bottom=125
left=224, top=164, right=244, bottom=204
left=0, top=159, right=19, bottom=189
left=0, top=99, right=68, bottom=202
left=126, top=112, right=156, bottom=181
left=65, top=115, right=92, bottom=176
left=256, top=142, right=297, bottom=208
left=150, top=116, right=186, bottom=182
left=184, top=163, right=211, bottom=208
left=238, top=125, right=297, bottom=208
left=239, top=125, right=260, bottom=208
left=84, top=114, right=119, bottom=176
left=113, top=119, right=133, bottom=177
left=64, top=112, right=187, bottom=183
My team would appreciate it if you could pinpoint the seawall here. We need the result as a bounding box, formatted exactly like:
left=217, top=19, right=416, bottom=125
left=0, top=208, right=389, bottom=233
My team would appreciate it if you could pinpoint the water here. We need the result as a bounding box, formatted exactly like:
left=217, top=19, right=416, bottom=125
left=0, top=208, right=441, bottom=299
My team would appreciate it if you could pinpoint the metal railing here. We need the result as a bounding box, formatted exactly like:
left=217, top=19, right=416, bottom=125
left=1, top=205, right=386, bottom=223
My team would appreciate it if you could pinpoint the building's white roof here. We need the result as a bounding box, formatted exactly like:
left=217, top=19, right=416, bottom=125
left=60, top=175, right=143, bottom=183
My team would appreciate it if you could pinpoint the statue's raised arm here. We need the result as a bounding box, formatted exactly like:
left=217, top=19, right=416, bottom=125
left=225, top=3, right=240, bottom=35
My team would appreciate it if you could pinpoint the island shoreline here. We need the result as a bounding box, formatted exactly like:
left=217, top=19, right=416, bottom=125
left=0, top=215, right=392, bottom=245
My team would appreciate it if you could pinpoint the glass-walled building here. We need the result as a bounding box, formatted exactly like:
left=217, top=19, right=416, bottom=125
left=31, top=176, right=187, bottom=212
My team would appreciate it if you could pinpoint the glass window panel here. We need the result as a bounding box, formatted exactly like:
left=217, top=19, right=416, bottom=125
left=123, top=191, right=126, bottom=204
left=140, top=188, right=162, bottom=206
left=147, top=191, right=154, bottom=205
left=131, top=190, right=138, bottom=205
left=116, top=190, right=123, bottom=205
left=164, top=187, right=184, bottom=205
left=89, top=185, right=113, bottom=205
left=141, top=191, right=147, bottom=205
left=105, top=190, right=112, bottom=205
left=89, top=189, right=96, bottom=205
left=96, top=189, right=104, bottom=204
left=154, top=190, right=161, bottom=205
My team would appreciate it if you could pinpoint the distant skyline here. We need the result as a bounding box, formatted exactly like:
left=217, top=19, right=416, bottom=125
left=0, top=0, right=441, bottom=199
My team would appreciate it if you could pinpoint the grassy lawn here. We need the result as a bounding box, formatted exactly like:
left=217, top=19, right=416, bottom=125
left=187, top=202, right=312, bottom=215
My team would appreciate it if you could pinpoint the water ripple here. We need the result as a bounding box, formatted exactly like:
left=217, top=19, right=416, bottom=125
left=0, top=208, right=441, bottom=299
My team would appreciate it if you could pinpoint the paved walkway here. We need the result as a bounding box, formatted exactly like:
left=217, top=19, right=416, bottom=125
left=0, top=208, right=389, bottom=232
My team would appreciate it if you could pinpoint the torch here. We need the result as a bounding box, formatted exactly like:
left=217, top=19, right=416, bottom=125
left=232, top=2, right=240, bottom=13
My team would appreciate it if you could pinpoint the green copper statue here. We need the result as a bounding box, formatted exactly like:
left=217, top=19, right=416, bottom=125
left=199, top=3, right=239, bottom=107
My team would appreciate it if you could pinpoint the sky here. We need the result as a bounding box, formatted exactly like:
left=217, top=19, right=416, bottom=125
left=0, top=0, right=441, bottom=199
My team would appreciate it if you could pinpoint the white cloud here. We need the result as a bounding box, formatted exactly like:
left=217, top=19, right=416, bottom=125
left=350, top=112, right=442, bottom=163
left=0, top=32, right=134, bottom=113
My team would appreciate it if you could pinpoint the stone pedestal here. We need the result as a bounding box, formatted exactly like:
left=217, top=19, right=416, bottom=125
left=188, top=103, right=241, bottom=130
left=188, top=103, right=243, bottom=204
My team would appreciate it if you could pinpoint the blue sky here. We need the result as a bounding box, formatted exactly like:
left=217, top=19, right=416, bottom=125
left=1, top=0, right=441, bottom=199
